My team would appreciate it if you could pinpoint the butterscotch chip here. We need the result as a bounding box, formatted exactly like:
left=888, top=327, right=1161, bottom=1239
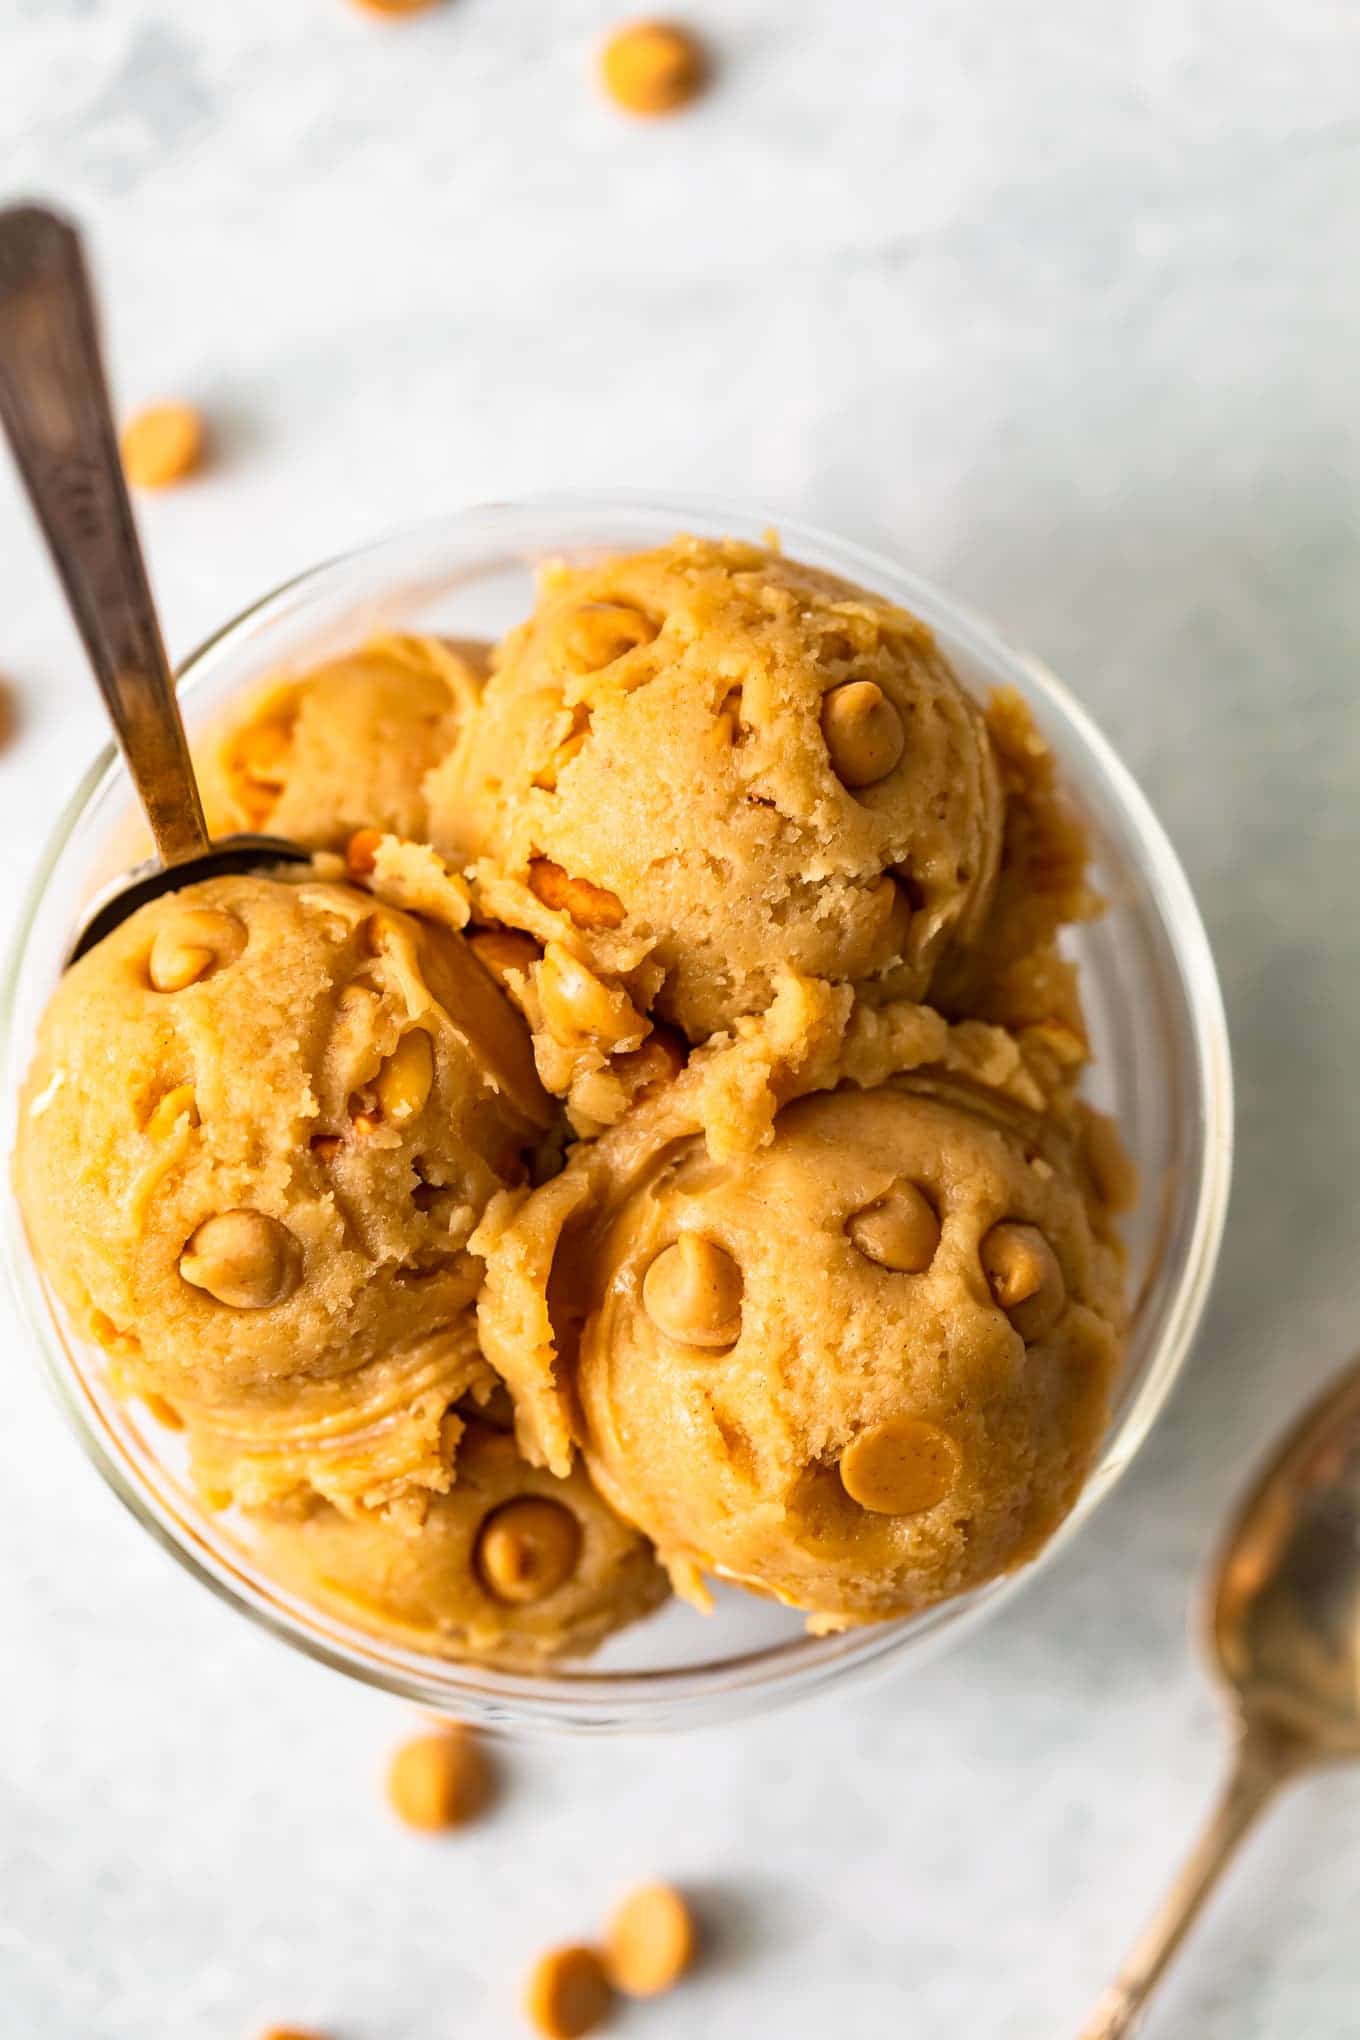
left=0, top=677, right=16, bottom=754
left=350, top=0, right=439, bottom=13
left=979, top=1221, right=1066, bottom=1341
left=562, top=601, right=658, bottom=671
left=846, top=1181, right=939, bottom=1273
left=642, top=1235, right=742, bottom=1350
left=470, top=926, right=542, bottom=990
left=141, top=1391, right=184, bottom=1431
left=375, top=1028, right=435, bottom=1124
left=604, top=1881, right=697, bottom=1997
left=839, top=1416, right=960, bottom=1516
left=476, top=1496, right=583, bottom=1604
left=611, top=1026, right=685, bottom=1102
left=524, top=1944, right=613, bottom=2040
left=179, top=1209, right=303, bottom=1309
left=537, top=945, right=643, bottom=1047
left=147, top=907, right=245, bottom=992
left=120, top=402, right=204, bottom=489
left=600, top=20, right=707, bottom=116
left=385, top=1726, right=492, bottom=1832
left=346, top=827, right=383, bottom=877
left=528, top=857, right=626, bottom=931
left=143, top=1084, right=199, bottom=1138
left=821, top=680, right=906, bottom=789
left=258, top=2028, right=329, bottom=2040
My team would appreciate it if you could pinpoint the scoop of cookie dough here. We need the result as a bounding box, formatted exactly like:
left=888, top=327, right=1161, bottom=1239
left=198, top=634, right=484, bottom=851
left=14, top=873, right=552, bottom=1456
left=429, top=538, right=1004, bottom=1042
left=489, top=1083, right=1125, bottom=1626
left=250, top=1421, right=670, bottom=1666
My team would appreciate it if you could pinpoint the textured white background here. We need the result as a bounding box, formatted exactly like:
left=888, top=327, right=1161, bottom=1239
left=2, top=3, right=1359, bottom=2035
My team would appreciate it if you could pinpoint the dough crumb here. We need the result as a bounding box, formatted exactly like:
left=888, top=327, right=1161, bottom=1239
left=600, top=20, right=708, bottom=117
left=120, top=402, right=204, bottom=489
left=385, top=1724, right=493, bottom=1831
left=604, top=1881, right=698, bottom=1996
left=524, top=1943, right=614, bottom=2038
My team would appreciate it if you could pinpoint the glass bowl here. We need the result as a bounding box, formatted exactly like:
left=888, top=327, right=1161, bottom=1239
left=0, top=497, right=1233, bottom=1735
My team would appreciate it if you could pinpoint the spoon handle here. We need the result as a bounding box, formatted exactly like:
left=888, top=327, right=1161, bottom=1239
left=0, top=204, right=209, bottom=867
left=1078, top=1718, right=1307, bottom=2039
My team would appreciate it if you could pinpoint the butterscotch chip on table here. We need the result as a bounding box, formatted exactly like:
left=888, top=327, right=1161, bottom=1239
left=349, top=0, right=440, bottom=14
left=604, top=1881, right=697, bottom=1997
left=258, top=2028, right=329, bottom=2040
left=385, top=1725, right=492, bottom=1832
left=119, top=401, right=204, bottom=488
left=524, top=1944, right=613, bottom=2039
left=600, top=20, right=708, bottom=116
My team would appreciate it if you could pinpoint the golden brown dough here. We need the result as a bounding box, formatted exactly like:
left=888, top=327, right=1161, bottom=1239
left=13, top=873, right=551, bottom=1505
left=428, top=538, right=1004, bottom=1044
left=15, top=532, right=1134, bottom=1655
left=479, top=1082, right=1125, bottom=1628
left=198, top=634, right=483, bottom=850
left=250, top=1423, right=669, bottom=1666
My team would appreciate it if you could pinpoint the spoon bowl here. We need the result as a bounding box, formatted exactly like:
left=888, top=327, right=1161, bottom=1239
left=1210, top=1358, right=1360, bottom=1756
left=67, top=832, right=308, bottom=963
left=1083, top=1352, right=1360, bottom=2037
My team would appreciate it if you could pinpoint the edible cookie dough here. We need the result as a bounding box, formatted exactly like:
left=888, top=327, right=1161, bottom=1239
left=251, top=1421, right=669, bottom=1666
left=198, top=634, right=483, bottom=851
left=429, top=537, right=1004, bottom=1042
left=14, top=870, right=550, bottom=1510
left=15, top=528, right=1135, bottom=1654
left=478, top=1081, right=1125, bottom=1626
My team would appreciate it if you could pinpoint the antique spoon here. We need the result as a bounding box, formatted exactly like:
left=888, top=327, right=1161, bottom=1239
left=1081, top=1353, right=1360, bottom=2036
left=0, top=203, right=305, bottom=961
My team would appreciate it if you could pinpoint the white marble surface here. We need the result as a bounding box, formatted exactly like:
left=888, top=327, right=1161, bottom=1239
left=3, top=3, right=1360, bottom=2035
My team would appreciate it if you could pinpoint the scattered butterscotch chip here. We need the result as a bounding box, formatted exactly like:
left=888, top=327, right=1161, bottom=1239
left=524, top=1944, right=613, bottom=2040
left=349, top=0, right=439, bottom=14
left=258, top=2028, right=328, bottom=2040
left=385, top=1725, right=492, bottom=1832
left=599, top=19, right=707, bottom=117
left=604, top=1881, right=697, bottom=1997
left=120, top=401, right=204, bottom=489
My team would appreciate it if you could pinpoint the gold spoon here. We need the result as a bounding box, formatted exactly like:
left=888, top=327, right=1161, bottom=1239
left=1081, top=1354, right=1360, bottom=2036
left=0, top=204, right=306, bottom=961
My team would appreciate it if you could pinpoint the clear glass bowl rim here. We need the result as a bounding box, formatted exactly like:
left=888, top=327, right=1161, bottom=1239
left=1, top=492, right=1234, bottom=1735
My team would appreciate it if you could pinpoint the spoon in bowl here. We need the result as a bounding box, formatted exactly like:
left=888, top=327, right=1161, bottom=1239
left=1081, top=1353, right=1360, bottom=2036
left=0, top=203, right=306, bottom=962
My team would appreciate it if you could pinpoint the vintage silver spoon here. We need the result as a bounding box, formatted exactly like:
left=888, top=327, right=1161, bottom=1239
left=1081, top=1353, right=1360, bottom=2036
left=0, top=203, right=305, bottom=962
